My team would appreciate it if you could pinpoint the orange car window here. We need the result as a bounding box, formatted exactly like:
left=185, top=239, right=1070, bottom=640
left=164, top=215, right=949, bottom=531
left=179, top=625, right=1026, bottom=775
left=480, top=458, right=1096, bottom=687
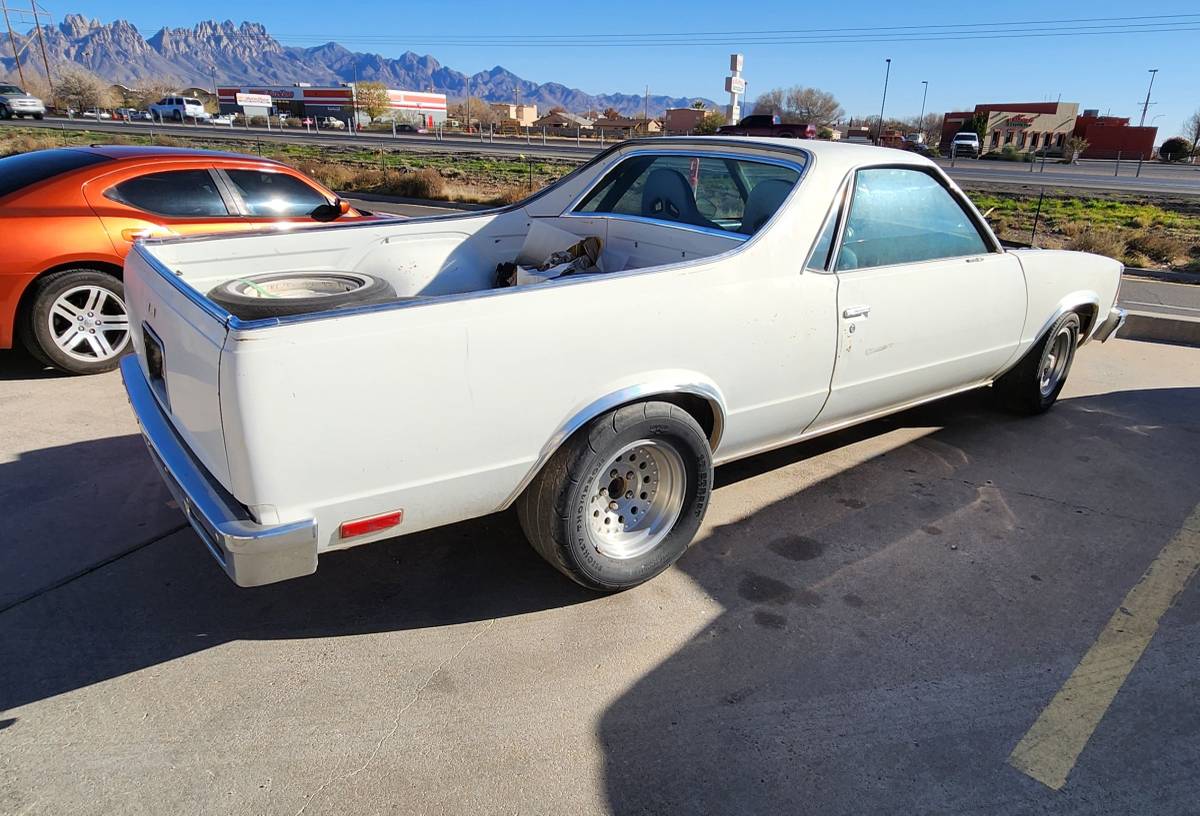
left=105, top=170, right=230, bottom=217
left=224, top=170, right=329, bottom=217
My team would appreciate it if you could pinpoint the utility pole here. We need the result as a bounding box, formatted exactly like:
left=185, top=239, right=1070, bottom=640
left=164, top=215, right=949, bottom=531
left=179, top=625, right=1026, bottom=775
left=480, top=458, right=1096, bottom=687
left=1, top=0, right=26, bottom=88
left=643, top=84, right=648, bottom=123
left=876, top=58, right=891, bottom=145
left=30, top=0, right=49, bottom=93
left=1138, top=68, right=1158, bottom=127
left=919, top=80, right=928, bottom=122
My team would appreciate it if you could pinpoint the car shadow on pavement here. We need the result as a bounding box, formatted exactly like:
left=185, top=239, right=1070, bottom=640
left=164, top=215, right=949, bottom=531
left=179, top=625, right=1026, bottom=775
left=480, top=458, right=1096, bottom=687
left=599, top=386, right=1200, bottom=814
left=0, top=348, right=62, bottom=381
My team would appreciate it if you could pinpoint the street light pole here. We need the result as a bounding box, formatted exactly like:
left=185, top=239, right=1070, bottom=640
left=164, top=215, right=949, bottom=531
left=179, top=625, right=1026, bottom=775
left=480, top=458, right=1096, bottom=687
left=1138, top=68, right=1158, bottom=127
left=919, top=80, right=928, bottom=122
left=876, top=58, right=891, bottom=145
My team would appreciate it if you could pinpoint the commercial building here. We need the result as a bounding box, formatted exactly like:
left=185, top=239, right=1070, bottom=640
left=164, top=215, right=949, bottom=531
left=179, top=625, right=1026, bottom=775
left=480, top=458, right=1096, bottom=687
left=664, top=107, right=706, bottom=134
left=216, top=84, right=447, bottom=127
left=939, top=101, right=1156, bottom=159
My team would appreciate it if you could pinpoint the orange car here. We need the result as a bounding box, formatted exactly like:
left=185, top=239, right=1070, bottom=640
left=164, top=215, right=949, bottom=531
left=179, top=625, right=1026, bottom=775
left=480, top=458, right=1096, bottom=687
left=0, top=145, right=370, bottom=374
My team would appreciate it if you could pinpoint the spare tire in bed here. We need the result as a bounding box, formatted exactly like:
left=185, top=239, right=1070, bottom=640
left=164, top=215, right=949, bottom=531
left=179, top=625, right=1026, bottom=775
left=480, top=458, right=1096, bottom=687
left=208, top=271, right=397, bottom=320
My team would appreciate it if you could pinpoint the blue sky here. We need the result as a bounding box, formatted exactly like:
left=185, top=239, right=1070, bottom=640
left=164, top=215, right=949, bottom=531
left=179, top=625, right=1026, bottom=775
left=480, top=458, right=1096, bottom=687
left=58, top=0, right=1198, bottom=135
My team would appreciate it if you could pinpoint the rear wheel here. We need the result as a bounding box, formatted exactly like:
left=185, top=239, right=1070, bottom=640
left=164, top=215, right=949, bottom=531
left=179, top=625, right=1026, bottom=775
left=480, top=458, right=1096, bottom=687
left=18, top=269, right=131, bottom=375
left=994, top=312, right=1079, bottom=414
left=517, top=401, right=713, bottom=591
left=32, top=112, right=43, bottom=120
left=0, top=105, right=10, bottom=120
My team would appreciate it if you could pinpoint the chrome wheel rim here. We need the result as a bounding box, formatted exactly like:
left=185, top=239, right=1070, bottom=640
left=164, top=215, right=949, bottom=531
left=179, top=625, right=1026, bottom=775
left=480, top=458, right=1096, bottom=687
left=48, top=285, right=130, bottom=363
left=583, top=439, right=687, bottom=560
left=1039, top=328, right=1073, bottom=397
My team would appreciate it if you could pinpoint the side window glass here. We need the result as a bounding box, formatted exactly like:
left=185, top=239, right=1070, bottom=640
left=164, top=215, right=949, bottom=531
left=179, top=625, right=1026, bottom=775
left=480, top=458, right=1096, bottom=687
left=574, top=154, right=800, bottom=236
left=105, top=170, right=229, bottom=217
left=835, top=168, right=989, bottom=271
left=224, top=169, right=330, bottom=217
left=805, top=206, right=840, bottom=272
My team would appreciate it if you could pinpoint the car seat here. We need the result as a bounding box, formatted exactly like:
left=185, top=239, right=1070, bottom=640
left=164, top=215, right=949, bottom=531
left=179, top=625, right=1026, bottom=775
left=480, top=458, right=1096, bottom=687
left=641, top=168, right=719, bottom=230
left=739, top=178, right=794, bottom=235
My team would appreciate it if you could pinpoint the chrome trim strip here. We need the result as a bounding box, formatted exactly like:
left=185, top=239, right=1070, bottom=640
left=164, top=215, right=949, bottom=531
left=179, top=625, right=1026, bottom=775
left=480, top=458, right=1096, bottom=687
left=120, top=356, right=318, bottom=587
left=135, top=242, right=232, bottom=324
left=497, top=380, right=727, bottom=510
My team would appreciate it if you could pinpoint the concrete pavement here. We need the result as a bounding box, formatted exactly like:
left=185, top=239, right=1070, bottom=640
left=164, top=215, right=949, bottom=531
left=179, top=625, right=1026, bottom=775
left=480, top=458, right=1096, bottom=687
left=1, top=338, right=1198, bottom=815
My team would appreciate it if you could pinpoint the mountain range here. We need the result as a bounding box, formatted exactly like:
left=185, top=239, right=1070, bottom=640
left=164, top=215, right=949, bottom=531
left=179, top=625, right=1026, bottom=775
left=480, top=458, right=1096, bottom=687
left=0, top=15, right=715, bottom=117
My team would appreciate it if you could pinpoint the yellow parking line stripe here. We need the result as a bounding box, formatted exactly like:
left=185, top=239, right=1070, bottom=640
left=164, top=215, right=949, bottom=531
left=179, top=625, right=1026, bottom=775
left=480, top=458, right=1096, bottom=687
left=1008, top=504, right=1200, bottom=790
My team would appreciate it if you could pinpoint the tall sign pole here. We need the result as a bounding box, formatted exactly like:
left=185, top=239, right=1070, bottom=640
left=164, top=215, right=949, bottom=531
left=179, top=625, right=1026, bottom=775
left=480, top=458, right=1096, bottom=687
left=725, top=53, right=745, bottom=125
left=876, top=58, right=891, bottom=145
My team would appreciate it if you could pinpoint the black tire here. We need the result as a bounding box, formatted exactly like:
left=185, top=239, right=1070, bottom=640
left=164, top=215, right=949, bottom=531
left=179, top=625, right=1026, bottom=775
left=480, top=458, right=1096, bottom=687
left=0, top=105, right=10, bottom=120
left=18, top=269, right=131, bottom=375
left=994, top=312, right=1080, bottom=415
left=173, top=110, right=183, bottom=122
left=32, top=112, right=43, bottom=120
left=207, top=271, right=397, bottom=320
left=517, top=401, right=713, bottom=592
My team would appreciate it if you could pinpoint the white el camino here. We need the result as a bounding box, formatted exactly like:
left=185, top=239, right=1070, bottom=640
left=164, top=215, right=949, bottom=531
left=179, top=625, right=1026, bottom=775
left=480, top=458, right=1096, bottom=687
left=119, top=137, right=1126, bottom=591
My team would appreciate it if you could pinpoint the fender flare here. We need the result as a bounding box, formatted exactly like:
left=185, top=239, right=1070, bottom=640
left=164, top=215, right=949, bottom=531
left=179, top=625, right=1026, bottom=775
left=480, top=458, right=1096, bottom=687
left=498, top=373, right=728, bottom=510
left=1034, top=290, right=1102, bottom=346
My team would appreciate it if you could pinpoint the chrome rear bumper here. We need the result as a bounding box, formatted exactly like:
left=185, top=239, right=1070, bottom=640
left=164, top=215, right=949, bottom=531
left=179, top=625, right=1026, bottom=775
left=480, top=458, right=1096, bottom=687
left=1093, top=306, right=1127, bottom=343
left=120, top=356, right=317, bottom=587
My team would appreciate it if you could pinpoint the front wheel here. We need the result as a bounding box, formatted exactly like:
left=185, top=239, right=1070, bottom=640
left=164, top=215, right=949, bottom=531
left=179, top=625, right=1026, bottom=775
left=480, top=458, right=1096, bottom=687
left=18, top=269, right=131, bottom=375
left=0, top=105, right=10, bottom=120
left=517, top=401, right=713, bottom=591
left=32, top=112, right=43, bottom=120
left=994, top=312, right=1079, bottom=414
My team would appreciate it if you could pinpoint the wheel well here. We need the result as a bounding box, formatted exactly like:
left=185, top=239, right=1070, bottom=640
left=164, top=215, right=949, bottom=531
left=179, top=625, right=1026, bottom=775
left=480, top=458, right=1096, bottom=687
left=650, top=393, right=719, bottom=449
left=15, top=261, right=123, bottom=326
left=1074, top=303, right=1098, bottom=340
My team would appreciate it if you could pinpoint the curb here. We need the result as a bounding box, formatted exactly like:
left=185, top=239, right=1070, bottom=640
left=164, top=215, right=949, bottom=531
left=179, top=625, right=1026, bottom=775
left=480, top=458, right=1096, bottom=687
left=1120, top=310, right=1200, bottom=347
left=1123, top=267, right=1200, bottom=286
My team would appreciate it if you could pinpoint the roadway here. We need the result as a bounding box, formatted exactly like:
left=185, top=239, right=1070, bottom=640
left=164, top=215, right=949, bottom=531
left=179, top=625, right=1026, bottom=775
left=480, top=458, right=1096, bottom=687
left=5, top=116, right=1198, bottom=195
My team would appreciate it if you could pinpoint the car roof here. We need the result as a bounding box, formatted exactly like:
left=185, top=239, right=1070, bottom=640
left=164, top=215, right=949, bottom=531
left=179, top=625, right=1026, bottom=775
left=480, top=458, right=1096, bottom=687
left=70, top=144, right=282, bottom=164
left=622, top=135, right=934, bottom=171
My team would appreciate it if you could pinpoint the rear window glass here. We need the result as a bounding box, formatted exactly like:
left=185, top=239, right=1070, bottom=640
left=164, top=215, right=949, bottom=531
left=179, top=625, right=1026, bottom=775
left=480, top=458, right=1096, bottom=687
left=105, top=169, right=230, bottom=217
left=0, top=149, right=111, bottom=200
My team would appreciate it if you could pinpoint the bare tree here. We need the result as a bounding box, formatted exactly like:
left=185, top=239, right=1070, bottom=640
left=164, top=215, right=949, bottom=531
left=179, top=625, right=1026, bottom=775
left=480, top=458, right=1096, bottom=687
left=751, top=86, right=842, bottom=125
left=55, top=68, right=114, bottom=112
left=602, top=107, right=622, bottom=119
left=355, top=81, right=391, bottom=121
left=448, top=96, right=496, bottom=126
left=1183, top=109, right=1200, bottom=158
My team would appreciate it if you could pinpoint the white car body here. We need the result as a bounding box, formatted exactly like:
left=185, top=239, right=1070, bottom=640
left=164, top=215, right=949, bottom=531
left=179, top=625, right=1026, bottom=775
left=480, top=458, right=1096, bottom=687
left=209, top=114, right=235, bottom=125
left=120, top=137, right=1124, bottom=587
left=148, top=95, right=209, bottom=122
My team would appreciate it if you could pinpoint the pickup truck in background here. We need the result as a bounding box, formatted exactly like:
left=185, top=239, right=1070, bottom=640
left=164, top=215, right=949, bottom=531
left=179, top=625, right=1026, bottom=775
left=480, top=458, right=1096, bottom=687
left=950, top=131, right=982, bottom=158
left=716, top=114, right=817, bottom=139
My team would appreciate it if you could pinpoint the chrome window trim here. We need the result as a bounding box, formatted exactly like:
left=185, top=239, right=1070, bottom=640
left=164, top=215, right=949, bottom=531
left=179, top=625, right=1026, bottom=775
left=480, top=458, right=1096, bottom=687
left=803, top=176, right=851, bottom=274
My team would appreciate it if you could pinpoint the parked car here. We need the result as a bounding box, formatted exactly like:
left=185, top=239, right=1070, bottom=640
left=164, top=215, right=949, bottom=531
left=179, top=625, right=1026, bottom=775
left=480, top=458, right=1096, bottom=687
left=0, top=83, right=46, bottom=119
left=209, top=114, right=235, bottom=125
left=0, top=145, right=373, bottom=375
left=716, top=114, right=817, bottom=139
left=395, top=122, right=422, bottom=134
left=950, top=131, right=981, bottom=158
left=320, top=117, right=346, bottom=130
left=118, top=137, right=1126, bottom=592
left=82, top=109, right=113, bottom=120
left=148, top=96, right=209, bottom=122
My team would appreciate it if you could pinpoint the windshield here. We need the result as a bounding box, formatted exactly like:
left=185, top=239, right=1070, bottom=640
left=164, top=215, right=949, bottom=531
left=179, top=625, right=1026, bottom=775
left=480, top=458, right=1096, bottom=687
left=0, top=84, right=25, bottom=95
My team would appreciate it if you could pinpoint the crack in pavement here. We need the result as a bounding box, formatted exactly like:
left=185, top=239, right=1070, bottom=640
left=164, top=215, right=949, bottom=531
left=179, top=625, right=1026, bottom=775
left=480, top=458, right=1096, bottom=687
left=293, top=617, right=498, bottom=816
left=0, top=522, right=188, bottom=617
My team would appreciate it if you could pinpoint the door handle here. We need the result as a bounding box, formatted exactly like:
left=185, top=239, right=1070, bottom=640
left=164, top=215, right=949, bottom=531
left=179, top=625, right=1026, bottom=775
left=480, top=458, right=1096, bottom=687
left=843, top=305, right=871, bottom=319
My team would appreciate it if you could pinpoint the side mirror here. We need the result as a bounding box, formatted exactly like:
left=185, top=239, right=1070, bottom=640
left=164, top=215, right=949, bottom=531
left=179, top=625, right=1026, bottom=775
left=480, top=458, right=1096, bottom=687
left=310, top=198, right=352, bottom=222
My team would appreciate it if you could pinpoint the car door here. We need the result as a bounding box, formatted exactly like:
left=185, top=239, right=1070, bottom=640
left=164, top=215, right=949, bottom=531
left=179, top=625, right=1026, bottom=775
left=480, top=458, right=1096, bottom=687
left=84, top=165, right=255, bottom=256
left=812, top=165, right=1026, bottom=430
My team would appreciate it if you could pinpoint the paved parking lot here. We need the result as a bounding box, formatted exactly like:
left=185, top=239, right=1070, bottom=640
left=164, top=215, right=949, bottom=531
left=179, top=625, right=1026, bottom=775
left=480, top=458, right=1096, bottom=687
left=1, top=338, right=1198, bottom=815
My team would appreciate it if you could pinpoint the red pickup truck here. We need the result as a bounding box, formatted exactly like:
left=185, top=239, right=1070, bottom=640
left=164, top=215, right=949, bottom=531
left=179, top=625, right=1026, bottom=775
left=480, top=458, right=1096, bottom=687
left=716, top=114, right=817, bottom=139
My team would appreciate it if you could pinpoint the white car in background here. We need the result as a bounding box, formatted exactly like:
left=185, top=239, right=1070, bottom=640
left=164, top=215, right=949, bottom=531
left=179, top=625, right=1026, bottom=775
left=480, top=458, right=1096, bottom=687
left=148, top=95, right=209, bottom=122
left=0, top=83, right=46, bottom=119
left=82, top=109, right=112, bottom=120
left=121, top=137, right=1125, bottom=592
left=209, top=114, right=235, bottom=125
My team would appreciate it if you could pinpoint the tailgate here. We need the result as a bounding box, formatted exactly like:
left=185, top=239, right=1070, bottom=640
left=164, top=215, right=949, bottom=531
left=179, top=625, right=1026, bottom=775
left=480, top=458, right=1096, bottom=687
left=124, top=243, right=232, bottom=489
